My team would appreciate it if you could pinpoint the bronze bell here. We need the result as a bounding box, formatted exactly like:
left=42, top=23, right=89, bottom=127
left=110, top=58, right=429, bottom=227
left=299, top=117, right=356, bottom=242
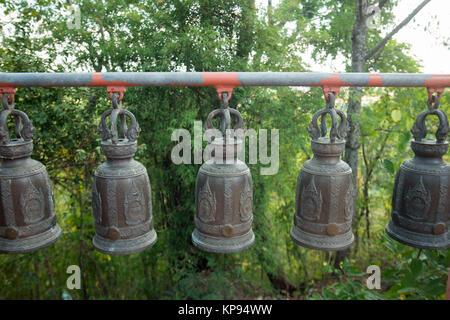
left=290, top=94, right=354, bottom=251
left=0, top=95, right=61, bottom=253
left=192, top=98, right=254, bottom=253
left=386, top=99, right=449, bottom=249
left=92, top=98, right=157, bottom=255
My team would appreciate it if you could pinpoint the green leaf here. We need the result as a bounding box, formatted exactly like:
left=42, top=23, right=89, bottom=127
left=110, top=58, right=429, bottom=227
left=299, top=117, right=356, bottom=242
left=391, top=110, right=402, bottom=122
left=382, top=159, right=395, bottom=174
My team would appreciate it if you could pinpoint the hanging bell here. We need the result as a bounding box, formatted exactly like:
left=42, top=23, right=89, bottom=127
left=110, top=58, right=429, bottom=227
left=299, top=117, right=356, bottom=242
left=92, top=95, right=157, bottom=255
left=0, top=94, right=61, bottom=253
left=192, top=96, right=254, bottom=253
left=290, top=94, right=354, bottom=251
left=386, top=98, right=449, bottom=249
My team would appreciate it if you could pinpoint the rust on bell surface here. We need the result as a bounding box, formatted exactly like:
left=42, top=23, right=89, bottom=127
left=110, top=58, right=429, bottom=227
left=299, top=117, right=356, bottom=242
left=433, top=223, right=446, bottom=236
left=192, top=93, right=254, bottom=253
left=222, top=224, right=235, bottom=238
left=0, top=93, right=61, bottom=253
left=92, top=91, right=157, bottom=255
left=326, top=224, right=339, bottom=236
left=290, top=93, right=354, bottom=251
left=386, top=96, right=450, bottom=249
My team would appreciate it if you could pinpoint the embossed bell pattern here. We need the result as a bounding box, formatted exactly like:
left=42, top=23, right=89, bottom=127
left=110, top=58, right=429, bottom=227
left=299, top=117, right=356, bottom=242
left=0, top=93, right=61, bottom=253
left=92, top=92, right=157, bottom=255
left=290, top=93, right=355, bottom=251
left=386, top=96, right=450, bottom=249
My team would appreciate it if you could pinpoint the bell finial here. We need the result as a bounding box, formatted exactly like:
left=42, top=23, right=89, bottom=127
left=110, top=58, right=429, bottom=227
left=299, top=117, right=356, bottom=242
left=307, top=92, right=349, bottom=143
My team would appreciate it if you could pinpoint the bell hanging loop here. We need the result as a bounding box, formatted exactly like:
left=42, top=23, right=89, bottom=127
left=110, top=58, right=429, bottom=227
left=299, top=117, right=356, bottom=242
left=109, top=87, right=127, bottom=141
left=411, top=97, right=449, bottom=144
left=205, top=102, right=244, bottom=146
left=291, top=95, right=354, bottom=251
left=428, top=94, right=440, bottom=110
left=307, top=93, right=349, bottom=144
left=426, top=87, right=444, bottom=110
left=220, top=92, right=231, bottom=136
left=92, top=90, right=156, bottom=255
left=2, top=92, right=14, bottom=110
left=0, top=93, right=61, bottom=253
left=387, top=98, right=449, bottom=249
left=192, top=97, right=254, bottom=253
left=326, top=91, right=336, bottom=109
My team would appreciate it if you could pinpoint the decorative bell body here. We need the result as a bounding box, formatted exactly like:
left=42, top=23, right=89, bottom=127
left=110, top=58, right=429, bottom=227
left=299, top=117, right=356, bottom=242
left=290, top=99, right=354, bottom=251
left=0, top=103, right=61, bottom=253
left=192, top=107, right=255, bottom=253
left=93, top=107, right=157, bottom=255
left=386, top=103, right=449, bottom=249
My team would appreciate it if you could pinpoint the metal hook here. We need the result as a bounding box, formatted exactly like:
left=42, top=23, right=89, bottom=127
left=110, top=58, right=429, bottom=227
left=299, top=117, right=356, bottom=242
left=220, top=92, right=231, bottom=137
left=319, top=92, right=336, bottom=137
left=2, top=93, right=14, bottom=110
left=426, top=87, right=444, bottom=109
left=112, top=92, right=121, bottom=109
left=109, top=91, right=127, bottom=140
left=427, top=95, right=440, bottom=110
left=326, top=92, right=336, bottom=108
left=1, top=92, right=23, bottom=141
left=322, top=86, right=340, bottom=103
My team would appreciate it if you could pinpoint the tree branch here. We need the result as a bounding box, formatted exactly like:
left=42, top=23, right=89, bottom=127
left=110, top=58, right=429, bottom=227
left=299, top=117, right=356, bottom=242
left=365, top=0, right=431, bottom=61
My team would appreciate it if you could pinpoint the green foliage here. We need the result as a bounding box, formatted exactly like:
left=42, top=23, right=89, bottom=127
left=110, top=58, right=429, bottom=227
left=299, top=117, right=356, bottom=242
left=382, top=234, right=450, bottom=300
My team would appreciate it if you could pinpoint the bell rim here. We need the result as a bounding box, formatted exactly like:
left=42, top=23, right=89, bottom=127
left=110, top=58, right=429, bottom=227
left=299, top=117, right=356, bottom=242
left=386, top=221, right=449, bottom=250
left=191, top=228, right=255, bottom=253
left=92, top=229, right=157, bottom=255
left=0, top=224, right=61, bottom=254
left=290, top=225, right=354, bottom=251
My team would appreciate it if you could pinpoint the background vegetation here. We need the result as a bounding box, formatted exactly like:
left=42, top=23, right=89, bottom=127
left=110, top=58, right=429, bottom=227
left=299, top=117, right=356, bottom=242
left=0, top=0, right=448, bottom=300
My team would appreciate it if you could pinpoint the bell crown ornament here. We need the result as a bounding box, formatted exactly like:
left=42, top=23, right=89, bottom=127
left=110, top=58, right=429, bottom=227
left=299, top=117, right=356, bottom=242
left=386, top=97, right=449, bottom=249
left=290, top=93, right=355, bottom=251
left=192, top=93, right=255, bottom=253
left=92, top=92, right=156, bottom=255
left=0, top=93, right=61, bottom=253
left=98, top=107, right=140, bottom=159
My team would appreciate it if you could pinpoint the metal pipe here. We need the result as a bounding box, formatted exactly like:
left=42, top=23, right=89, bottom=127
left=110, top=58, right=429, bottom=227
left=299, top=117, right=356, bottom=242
left=0, top=72, right=449, bottom=88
